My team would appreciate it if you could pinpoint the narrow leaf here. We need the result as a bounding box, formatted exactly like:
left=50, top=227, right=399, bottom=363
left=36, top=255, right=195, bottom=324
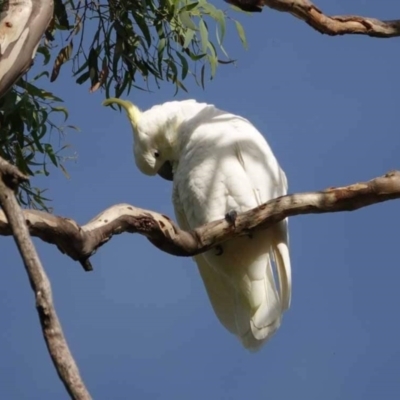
left=44, top=144, right=58, bottom=167
left=51, top=40, right=74, bottom=82
left=178, top=2, right=199, bottom=13
left=51, top=106, right=69, bottom=122
left=215, top=10, right=226, bottom=44
left=234, top=20, right=247, bottom=49
left=198, top=19, right=208, bottom=54
left=176, top=52, right=189, bottom=80
left=183, top=29, right=195, bottom=48
left=76, top=71, right=90, bottom=85
left=132, top=11, right=152, bottom=46
left=179, top=11, right=198, bottom=31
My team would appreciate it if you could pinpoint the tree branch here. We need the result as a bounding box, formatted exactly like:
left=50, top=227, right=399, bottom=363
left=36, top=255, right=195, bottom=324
left=1, top=170, right=400, bottom=272
left=0, top=158, right=92, bottom=400
left=227, top=0, right=400, bottom=38
left=0, top=0, right=54, bottom=98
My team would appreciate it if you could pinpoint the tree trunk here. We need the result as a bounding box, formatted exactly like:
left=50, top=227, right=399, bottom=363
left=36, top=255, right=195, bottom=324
left=0, top=0, right=54, bottom=98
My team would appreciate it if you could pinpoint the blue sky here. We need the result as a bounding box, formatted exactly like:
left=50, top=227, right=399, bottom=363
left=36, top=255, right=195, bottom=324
left=1, top=0, right=400, bottom=398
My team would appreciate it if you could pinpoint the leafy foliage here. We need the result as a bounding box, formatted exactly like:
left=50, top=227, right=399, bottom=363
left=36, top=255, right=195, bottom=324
left=0, top=0, right=248, bottom=209
left=49, top=0, right=247, bottom=93
left=0, top=63, right=77, bottom=211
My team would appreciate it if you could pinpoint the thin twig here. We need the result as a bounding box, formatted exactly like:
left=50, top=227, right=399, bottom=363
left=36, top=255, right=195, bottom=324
left=0, top=158, right=92, bottom=400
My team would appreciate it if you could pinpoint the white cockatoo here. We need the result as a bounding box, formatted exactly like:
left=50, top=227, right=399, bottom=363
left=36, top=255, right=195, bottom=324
left=103, top=98, right=291, bottom=351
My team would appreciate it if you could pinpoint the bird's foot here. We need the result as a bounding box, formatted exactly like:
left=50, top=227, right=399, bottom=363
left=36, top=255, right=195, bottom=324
left=224, top=210, right=253, bottom=239
left=215, top=245, right=223, bottom=256
left=225, top=210, right=238, bottom=227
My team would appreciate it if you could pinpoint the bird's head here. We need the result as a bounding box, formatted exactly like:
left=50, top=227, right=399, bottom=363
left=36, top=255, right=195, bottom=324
left=102, top=98, right=175, bottom=181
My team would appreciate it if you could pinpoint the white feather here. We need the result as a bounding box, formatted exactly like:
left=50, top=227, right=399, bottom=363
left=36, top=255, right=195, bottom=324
left=114, top=99, right=292, bottom=351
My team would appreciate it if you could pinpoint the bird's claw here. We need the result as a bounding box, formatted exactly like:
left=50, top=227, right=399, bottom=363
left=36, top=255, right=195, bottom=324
left=225, top=210, right=238, bottom=227
left=215, top=245, right=223, bottom=256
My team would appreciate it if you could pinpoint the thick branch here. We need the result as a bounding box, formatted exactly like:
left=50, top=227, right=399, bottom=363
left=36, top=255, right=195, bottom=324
left=227, top=0, right=400, bottom=38
left=0, top=0, right=54, bottom=98
left=1, top=170, right=400, bottom=271
left=0, top=159, right=91, bottom=399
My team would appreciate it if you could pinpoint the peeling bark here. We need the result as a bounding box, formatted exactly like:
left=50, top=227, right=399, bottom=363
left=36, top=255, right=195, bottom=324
left=0, top=0, right=54, bottom=98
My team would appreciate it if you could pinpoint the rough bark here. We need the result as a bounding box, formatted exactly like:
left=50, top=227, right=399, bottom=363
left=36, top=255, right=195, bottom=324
left=227, top=0, right=400, bottom=38
left=1, top=168, right=400, bottom=272
left=0, top=158, right=92, bottom=399
left=0, top=0, right=54, bottom=98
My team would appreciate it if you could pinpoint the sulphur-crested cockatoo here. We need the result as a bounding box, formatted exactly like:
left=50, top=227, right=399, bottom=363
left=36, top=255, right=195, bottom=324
left=103, top=98, right=291, bottom=351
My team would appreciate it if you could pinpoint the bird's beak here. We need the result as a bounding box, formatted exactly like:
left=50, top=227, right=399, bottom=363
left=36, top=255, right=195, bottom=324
left=157, top=161, right=174, bottom=181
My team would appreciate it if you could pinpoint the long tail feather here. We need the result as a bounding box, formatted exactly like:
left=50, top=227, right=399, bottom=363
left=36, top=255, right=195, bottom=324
left=272, top=220, right=292, bottom=311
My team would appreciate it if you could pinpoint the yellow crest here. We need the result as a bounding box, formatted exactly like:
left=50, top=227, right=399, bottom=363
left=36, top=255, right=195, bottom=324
left=102, top=98, right=142, bottom=131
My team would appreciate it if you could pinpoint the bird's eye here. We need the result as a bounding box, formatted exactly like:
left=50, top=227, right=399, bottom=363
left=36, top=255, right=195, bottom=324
left=154, top=150, right=160, bottom=158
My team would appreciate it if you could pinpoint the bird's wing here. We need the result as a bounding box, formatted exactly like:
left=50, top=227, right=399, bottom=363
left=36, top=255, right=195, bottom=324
left=229, top=138, right=292, bottom=325
left=270, top=218, right=291, bottom=311
left=242, top=149, right=291, bottom=313
left=172, top=187, right=248, bottom=336
left=174, top=118, right=291, bottom=350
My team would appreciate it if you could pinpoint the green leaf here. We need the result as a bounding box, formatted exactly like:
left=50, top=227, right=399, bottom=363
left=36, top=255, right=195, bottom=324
left=30, top=130, right=45, bottom=153
left=36, top=45, right=51, bottom=66
left=198, top=19, right=208, bottom=54
left=50, top=106, right=69, bottom=122
left=59, top=163, right=71, bottom=179
left=73, top=58, right=89, bottom=76
left=17, top=81, right=63, bottom=102
left=207, top=42, right=217, bottom=78
left=88, top=47, right=99, bottom=84
left=218, top=59, right=236, bottom=65
left=216, top=26, right=229, bottom=59
left=183, top=29, right=195, bottom=48
left=188, top=52, right=206, bottom=61
left=132, top=11, right=152, bottom=47
left=14, top=144, right=30, bottom=175
left=44, top=144, right=58, bottom=167
left=178, top=2, right=199, bottom=13
left=200, top=2, right=219, bottom=18
left=115, top=72, right=130, bottom=97
left=235, top=20, right=247, bottom=49
left=76, top=71, right=90, bottom=85
left=158, top=38, right=166, bottom=55
left=66, top=125, right=80, bottom=131
left=176, top=52, right=189, bottom=80
left=88, top=47, right=98, bottom=66
left=54, top=0, right=70, bottom=29
left=215, top=10, right=226, bottom=45
left=175, top=79, right=188, bottom=93
left=32, top=71, right=50, bottom=82
left=167, top=59, right=178, bottom=82
left=179, top=11, right=198, bottom=31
